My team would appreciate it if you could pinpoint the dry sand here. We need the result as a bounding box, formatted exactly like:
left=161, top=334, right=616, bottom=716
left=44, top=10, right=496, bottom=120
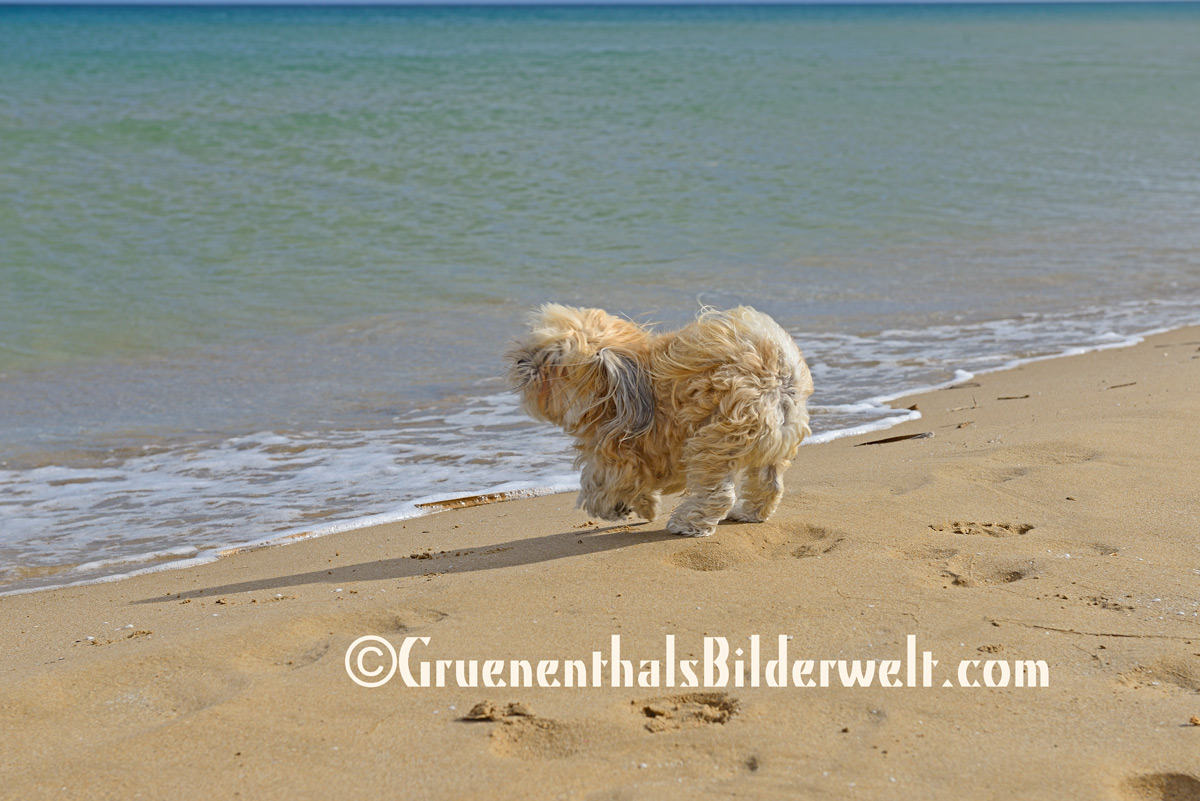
left=2, top=328, right=1199, bottom=800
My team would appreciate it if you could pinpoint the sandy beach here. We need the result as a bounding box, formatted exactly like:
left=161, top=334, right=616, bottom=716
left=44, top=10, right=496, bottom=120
left=3, top=327, right=1198, bottom=800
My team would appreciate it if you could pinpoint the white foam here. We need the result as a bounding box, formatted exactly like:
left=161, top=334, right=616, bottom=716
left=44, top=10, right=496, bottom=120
left=73, top=546, right=202, bottom=573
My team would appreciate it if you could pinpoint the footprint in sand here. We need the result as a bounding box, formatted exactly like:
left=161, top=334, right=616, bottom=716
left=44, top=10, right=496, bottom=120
left=938, top=554, right=1040, bottom=588
left=1118, top=772, right=1200, bottom=801
left=238, top=607, right=447, bottom=674
left=930, top=521, right=1034, bottom=538
left=355, top=606, right=448, bottom=633
left=668, top=541, right=744, bottom=571
left=105, top=655, right=249, bottom=719
left=635, top=692, right=738, bottom=733
left=667, top=524, right=846, bottom=571
left=262, top=640, right=331, bottom=671
left=999, top=442, right=1100, bottom=466
left=463, top=703, right=591, bottom=760
left=1117, top=658, right=1200, bottom=693
left=791, top=524, right=845, bottom=558
left=1087, top=595, right=1135, bottom=613
left=489, top=717, right=591, bottom=760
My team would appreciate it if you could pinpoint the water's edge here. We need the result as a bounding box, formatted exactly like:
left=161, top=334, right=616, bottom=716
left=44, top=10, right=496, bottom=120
left=2, top=319, right=1180, bottom=599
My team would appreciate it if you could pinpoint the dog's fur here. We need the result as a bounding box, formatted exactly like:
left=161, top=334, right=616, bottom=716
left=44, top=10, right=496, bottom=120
left=507, top=304, right=813, bottom=537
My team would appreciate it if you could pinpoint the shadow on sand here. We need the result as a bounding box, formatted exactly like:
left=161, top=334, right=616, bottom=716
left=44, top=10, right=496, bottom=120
left=134, top=521, right=679, bottom=604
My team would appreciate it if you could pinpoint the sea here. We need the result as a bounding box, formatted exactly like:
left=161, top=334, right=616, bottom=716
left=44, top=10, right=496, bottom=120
left=2, top=3, right=1198, bottom=594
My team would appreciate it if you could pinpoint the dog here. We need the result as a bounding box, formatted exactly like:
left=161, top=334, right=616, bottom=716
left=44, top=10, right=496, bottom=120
left=507, top=304, right=813, bottom=537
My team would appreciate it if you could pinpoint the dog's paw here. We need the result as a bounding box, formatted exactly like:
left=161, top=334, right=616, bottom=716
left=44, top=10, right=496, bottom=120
left=583, top=499, right=631, bottom=522
left=633, top=494, right=660, bottom=522
left=724, top=504, right=764, bottom=524
left=667, top=517, right=715, bottom=538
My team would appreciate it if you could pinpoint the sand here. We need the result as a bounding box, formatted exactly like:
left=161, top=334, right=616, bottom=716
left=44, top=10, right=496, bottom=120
left=2, top=328, right=1199, bottom=800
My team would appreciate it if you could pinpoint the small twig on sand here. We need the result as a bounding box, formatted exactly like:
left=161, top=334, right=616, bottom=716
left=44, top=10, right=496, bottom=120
left=949, top=395, right=979, bottom=412
left=855, top=432, right=934, bottom=447
left=986, top=618, right=1195, bottom=640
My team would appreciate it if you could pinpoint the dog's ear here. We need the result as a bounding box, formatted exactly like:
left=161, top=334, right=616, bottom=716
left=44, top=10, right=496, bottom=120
left=596, top=348, right=654, bottom=441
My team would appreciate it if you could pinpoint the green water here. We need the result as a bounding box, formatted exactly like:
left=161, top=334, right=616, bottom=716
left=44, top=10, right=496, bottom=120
left=3, top=4, right=1198, bottom=372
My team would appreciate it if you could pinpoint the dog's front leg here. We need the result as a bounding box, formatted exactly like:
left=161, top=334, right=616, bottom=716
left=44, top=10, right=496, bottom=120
left=666, top=461, right=736, bottom=537
left=632, top=490, right=661, bottom=522
left=579, top=459, right=626, bottom=520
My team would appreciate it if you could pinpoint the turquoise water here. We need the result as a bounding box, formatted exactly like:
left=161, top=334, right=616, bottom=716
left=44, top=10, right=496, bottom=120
left=2, top=4, right=1198, bottom=592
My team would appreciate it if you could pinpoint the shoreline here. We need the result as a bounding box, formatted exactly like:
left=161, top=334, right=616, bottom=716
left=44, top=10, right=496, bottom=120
left=3, top=324, right=1199, bottom=798
left=2, top=317, right=1189, bottom=599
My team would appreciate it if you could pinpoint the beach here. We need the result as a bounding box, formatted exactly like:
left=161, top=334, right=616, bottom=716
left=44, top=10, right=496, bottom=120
left=3, top=326, right=1197, bottom=800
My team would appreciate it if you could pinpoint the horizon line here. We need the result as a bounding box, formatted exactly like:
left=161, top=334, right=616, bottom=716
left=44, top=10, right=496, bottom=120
left=4, top=0, right=1199, bottom=5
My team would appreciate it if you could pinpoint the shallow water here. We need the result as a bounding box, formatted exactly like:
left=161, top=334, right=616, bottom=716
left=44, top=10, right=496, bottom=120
left=2, top=4, right=1198, bottom=593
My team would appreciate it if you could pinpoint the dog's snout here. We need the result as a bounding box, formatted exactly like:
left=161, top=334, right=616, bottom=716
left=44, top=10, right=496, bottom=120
left=508, top=352, right=537, bottom=388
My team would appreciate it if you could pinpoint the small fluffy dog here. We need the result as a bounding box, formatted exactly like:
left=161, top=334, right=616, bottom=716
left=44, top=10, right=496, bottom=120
left=507, top=305, right=813, bottom=537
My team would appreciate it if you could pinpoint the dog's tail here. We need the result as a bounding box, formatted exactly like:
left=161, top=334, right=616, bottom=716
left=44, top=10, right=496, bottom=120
left=665, top=306, right=813, bottom=462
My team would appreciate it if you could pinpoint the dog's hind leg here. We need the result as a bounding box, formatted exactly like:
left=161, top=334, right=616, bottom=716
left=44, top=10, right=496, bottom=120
left=726, top=463, right=786, bottom=523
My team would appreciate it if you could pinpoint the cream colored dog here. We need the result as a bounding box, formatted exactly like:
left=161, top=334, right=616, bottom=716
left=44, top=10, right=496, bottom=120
left=507, top=304, right=813, bottom=537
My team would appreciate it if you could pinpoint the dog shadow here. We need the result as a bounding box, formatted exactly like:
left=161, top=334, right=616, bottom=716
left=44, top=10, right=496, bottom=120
left=133, top=521, right=677, bottom=604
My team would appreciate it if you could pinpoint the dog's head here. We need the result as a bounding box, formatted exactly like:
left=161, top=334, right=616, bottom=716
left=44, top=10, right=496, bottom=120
left=507, top=304, right=654, bottom=441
